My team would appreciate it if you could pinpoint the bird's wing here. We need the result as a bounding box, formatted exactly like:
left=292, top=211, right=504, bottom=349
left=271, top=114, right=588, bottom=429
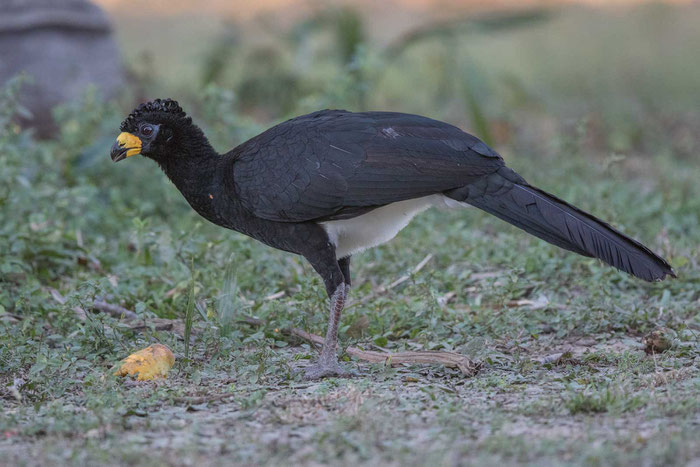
left=232, top=110, right=505, bottom=222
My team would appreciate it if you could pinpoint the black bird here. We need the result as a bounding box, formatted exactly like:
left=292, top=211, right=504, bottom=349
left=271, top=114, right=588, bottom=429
left=111, top=99, right=675, bottom=379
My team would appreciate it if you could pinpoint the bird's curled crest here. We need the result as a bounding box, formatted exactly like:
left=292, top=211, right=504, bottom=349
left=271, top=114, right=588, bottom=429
left=120, top=98, right=191, bottom=131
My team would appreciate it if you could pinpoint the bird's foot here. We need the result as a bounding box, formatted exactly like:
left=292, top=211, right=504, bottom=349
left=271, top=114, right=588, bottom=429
left=303, top=360, right=358, bottom=380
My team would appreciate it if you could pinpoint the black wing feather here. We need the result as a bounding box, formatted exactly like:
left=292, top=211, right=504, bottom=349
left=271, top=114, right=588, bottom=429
left=232, top=110, right=504, bottom=222
left=461, top=167, right=675, bottom=282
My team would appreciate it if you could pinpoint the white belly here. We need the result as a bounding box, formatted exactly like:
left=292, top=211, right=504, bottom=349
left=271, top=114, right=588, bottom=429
left=320, top=195, right=467, bottom=258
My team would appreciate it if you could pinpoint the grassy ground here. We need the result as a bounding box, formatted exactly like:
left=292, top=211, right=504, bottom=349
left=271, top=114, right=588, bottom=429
left=1, top=4, right=699, bottom=466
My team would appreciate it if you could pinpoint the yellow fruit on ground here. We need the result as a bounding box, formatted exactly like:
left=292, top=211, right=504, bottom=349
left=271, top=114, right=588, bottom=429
left=114, top=343, right=175, bottom=381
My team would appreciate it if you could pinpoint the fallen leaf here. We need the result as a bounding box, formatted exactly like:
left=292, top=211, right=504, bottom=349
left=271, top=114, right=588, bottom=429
left=114, top=344, right=175, bottom=381
left=642, top=328, right=674, bottom=355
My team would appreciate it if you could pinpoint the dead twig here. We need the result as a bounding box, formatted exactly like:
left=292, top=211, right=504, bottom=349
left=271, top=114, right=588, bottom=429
left=49, top=288, right=136, bottom=320
left=239, top=314, right=480, bottom=377
left=93, top=300, right=138, bottom=320
left=346, top=349, right=480, bottom=376
left=48, top=288, right=187, bottom=336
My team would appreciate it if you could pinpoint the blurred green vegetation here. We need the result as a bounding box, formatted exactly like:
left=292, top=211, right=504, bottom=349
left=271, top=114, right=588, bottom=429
left=0, top=3, right=698, bottom=465
left=115, top=3, right=700, bottom=149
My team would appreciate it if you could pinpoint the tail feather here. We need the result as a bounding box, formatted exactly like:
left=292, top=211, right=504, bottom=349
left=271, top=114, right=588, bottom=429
left=458, top=168, right=676, bottom=282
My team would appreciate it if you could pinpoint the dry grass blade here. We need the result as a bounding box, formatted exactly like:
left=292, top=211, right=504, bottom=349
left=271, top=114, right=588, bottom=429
left=353, top=253, right=433, bottom=305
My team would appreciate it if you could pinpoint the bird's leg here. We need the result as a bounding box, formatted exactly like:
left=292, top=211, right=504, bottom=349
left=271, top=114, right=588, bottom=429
left=304, top=282, right=355, bottom=379
left=338, top=256, right=351, bottom=288
left=299, top=238, right=355, bottom=379
left=317, top=283, right=345, bottom=366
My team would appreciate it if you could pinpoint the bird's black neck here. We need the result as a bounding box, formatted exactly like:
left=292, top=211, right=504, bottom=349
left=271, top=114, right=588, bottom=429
left=155, top=128, right=224, bottom=222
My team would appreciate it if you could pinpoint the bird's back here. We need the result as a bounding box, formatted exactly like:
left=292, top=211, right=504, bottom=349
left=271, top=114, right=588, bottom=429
left=231, top=109, right=505, bottom=223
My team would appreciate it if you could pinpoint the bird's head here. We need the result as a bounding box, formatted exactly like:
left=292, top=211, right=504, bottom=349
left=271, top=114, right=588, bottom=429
left=110, top=98, right=194, bottom=163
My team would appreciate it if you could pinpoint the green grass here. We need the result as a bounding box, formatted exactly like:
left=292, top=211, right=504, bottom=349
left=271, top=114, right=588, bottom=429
left=1, top=4, right=699, bottom=466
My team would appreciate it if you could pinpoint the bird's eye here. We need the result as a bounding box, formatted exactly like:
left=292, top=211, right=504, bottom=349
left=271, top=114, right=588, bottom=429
left=142, top=126, right=154, bottom=136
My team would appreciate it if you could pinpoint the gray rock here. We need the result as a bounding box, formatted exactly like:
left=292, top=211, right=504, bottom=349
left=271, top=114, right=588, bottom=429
left=0, top=0, right=125, bottom=137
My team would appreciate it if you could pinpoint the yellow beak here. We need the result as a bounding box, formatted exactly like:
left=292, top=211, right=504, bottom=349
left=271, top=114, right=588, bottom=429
left=111, top=132, right=142, bottom=162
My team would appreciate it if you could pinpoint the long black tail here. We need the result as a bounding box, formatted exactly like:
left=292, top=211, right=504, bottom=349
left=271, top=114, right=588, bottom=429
left=452, top=167, right=675, bottom=282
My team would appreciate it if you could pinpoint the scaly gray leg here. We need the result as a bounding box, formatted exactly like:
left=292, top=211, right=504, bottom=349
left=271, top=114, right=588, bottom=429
left=304, top=282, right=355, bottom=379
